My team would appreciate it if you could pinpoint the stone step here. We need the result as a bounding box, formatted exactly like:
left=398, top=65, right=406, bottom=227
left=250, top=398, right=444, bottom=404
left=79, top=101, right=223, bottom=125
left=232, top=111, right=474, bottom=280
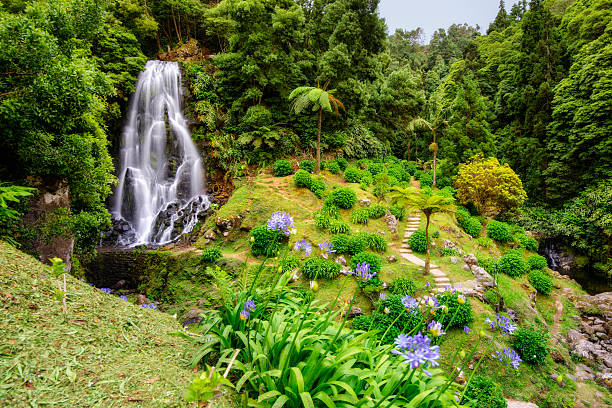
left=435, top=277, right=451, bottom=284
left=399, top=253, right=438, bottom=268
left=429, top=269, right=447, bottom=278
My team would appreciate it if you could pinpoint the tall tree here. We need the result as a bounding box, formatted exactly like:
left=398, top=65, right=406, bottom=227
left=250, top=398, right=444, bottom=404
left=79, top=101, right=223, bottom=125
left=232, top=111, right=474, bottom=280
left=487, top=0, right=510, bottom=34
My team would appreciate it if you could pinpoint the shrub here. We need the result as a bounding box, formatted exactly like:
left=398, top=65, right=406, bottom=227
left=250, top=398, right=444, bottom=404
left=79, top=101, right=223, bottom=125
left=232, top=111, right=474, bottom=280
left=419, top=173, right=433, bottom=187
left=356, top=158, right=371, bottom=169
left=344, top=166, right=361, bottom=183
left=350, top=208, right=370, bottom=224
left=498, top=251, right=527, bottom=277
left=527, top=254, right=548, bottom=270
left=336, top=157, right=348, bottom=171
left=299, top=160, right=316, bottom=173
left=478, top=255, right=499, bottom=275
left=405, top=162, right=417, bottom=175
left=389, top=205, right=405, bottom=220
left=309, top=179, right=326, bottom=198
left=329, top=220, right=350, bottom=234
left=280, top=256, right=302, bottom=272
left=529, top=270, right=553, bottom=295
left=347, top=234, right=368, bottom=255
left=461, top=376, right=507, bottom=408
left=388, top=164, right=406, bottom=182
left=360, top=171, right=373, bottom=188
left=273, top=160, right=293, bottom=177
left=389, top=277, right=417, bottom=296
left=250, top=225, right=284, bottom=257
left=435, top=291, right=473, bottom=328
left=368, top=204, right=386, bottom=219
left=201, top=248, right=222, bottom=264
left=367, top=233, right=387, bottom=253
left=321, top=201, right=339, bottom=219
left=293, top=169, right=312, bottom=188
left=314, top=211, right=331, bottom=230
left=476, top=236, right=494, bottom=248
left=330, top=187, right=357, bottom=209
left=330, top=234, right=350, bottom=254
left=487, top=221, right=513, bottom=242
left=368, top=162, right=385, bottom=176
left=518, top=235, right=539, bottom=251
left=408, top=230, right=427, bottom=253
left=439, top=248, right=459, bottom=257
left=438, top=186, right=455, bottom=197
left=461, top=216, right=482, bottom=237
left=327, top=161, right=341, bottom=174
left=484, top=289, right=501, bottom=306
left=302, top=258, right=341, bottom=280
left=511, top=327, right=549, bottom=364
left=350, top=252, right=382, bottom=274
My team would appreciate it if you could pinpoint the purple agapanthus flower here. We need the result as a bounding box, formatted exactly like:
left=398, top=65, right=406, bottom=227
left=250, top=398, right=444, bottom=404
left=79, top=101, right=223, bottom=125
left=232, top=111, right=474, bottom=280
left=318, top=240, right=336, bottom=259
left=379, top=292, right=387, bottom=301
left=140, top=303, right=157, bottom=309
left=119, top=295, right=128, bottom=301
left=243, top=299, right=256, bottom=312
left=464, top=326, right=471, bottom=334
left=444, top=284, right=456, bottom=293
left=422, top=296, right=440, bottom=310
left=267, top=211, right=295, bottom=236
left=486, top=315, right=518, bottom=336
left=293, top=239, right=312, bottom=256
left=352, top=262, right=376, bottom=282
left=391, top=332, right=441, bottom=376
left=99, top=288, right=111, bottom=294
left=493, top=348, right=522, bottom=370
left=401, top=295, right=419, bottom=311
left=425, top=281, right=430, bottom=288
left=427, top=320, right=446, bottom=337
left=240, top=310, right=249, bottom=320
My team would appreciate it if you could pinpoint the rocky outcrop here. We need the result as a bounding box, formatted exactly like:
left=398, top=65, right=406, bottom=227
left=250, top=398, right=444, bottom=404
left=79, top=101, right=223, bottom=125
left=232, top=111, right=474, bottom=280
left=358, top=198, right=371, bottom=207
left=384, top=210, right=398, bottom=240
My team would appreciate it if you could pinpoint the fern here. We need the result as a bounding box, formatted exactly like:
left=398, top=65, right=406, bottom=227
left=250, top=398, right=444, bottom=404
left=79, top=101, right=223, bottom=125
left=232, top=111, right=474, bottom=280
left=208, top=266, right=234, bottom=306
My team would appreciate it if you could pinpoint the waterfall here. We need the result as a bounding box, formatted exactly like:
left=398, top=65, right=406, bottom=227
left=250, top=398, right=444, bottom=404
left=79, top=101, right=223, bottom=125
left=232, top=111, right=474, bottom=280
left=108, top=60, right=210, bottom=246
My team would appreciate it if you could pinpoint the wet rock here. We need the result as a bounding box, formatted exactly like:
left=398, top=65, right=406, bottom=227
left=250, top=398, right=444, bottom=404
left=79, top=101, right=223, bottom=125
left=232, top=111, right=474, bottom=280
left=111, top=279, right=127, bottom=290
left=204, top=229, right=216, bottom=240
left=359, top=198, right=371, bottom=207
left=387, top=255, right=397, bottom=263
left=216, top=215, right=242, bottom=232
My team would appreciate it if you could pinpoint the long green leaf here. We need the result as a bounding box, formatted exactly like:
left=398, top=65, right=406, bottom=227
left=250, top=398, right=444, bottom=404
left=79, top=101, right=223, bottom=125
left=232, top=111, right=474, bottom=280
left=299, top=392, right=315, bottom=408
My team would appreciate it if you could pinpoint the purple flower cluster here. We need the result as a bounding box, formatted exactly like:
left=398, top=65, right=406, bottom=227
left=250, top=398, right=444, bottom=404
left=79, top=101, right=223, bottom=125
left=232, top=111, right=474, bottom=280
left=443, top=284, right=457, bottom=293
left=351, top=262, right=376, bottom=282
left=293, top=239, right=312, bottom=256
left=99, top=288, right=112, bottom=294
left=485, top=315, right=518, bottom=335
left=392, top=333, right=441, bottom=376
left=267, top=212, right=295, bottom=236
left=240, top=299, right=256, bottom=321
left=140, top=303, right=157, bottom=309
left=427, top=320, right=446, bottom=337
left=492, top=348, right=522, bottom=370
left=401, top=295, right=419, bottom=311
left=119, top=295, right=128, bottom=301
left=318, top=240, right=336, bottom=259
left=464, top=326, right=471, bottom=334
left=379, top=293, right=387, bottom=301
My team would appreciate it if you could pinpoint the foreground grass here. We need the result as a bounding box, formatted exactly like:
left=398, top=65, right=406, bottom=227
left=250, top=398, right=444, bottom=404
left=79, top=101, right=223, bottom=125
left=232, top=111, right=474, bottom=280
left=0, top=241, right=194, bottom=407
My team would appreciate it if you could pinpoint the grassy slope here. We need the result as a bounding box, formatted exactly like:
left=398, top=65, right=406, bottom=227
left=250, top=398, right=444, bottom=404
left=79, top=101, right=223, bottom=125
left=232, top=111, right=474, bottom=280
left=0, top=241, right=195, bottom=407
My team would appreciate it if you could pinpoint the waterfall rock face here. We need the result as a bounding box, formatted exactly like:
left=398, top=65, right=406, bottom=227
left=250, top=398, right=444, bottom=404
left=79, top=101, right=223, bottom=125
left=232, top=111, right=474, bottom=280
left=108, top=60, right=209, bottom=246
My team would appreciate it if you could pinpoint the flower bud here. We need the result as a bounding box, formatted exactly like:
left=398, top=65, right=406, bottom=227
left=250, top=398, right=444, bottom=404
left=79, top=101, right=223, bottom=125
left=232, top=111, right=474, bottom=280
left=442, top=305, right=449, bottom=314
left=250, top=236, right=255, bottom=242
left=278, top=266, right=283, bottom=273
left=556, top=375, right=563, bottom=384
left=479, top=330, right=487, bottom=338
left=310, top=281, right=319, bottom=291
left=459, top=350, right=466, bottom=359
left=458, top=295, right=466, bottom=305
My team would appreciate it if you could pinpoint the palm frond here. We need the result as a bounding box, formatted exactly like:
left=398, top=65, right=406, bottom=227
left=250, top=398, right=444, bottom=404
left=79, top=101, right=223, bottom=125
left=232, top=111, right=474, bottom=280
left=292, top=93, right=312, bottom=114
left=288, top=86, right=313, bottom=101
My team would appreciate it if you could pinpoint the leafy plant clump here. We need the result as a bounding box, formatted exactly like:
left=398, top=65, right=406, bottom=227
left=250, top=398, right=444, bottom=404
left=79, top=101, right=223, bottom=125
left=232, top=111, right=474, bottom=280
left=435, top=291, right=473, bottom=328
left=389, top=277, right=417, bottom=296
left=368, top=204, right=386, bottom=219
left=302, top=257, right=341, bottom=280
left=460, top=216, right=482, bottom=237
left=249, top=225, right=284, bottom=257
left=487, top=220, right=513, bottom=242
left=498, top=251, right=527, bottom=277
left=200, top=248, right=222, bottom=264
left=350, top=208, right=370, bottom=224
left=350, top=251, right=382, bottom=274
left=344, top=166, right=361, bottom=183
left=518, top=234, right=539, bottom=251
left=528, top=270, right=553, bottom=295
left=366, top=233, right=387, bottom=253
left=527, top=254, right=548, bottom=270
left=309, top=179, right=326, bottom=198
left=293, top=169, right=312, bottom=188
left=476, top=236, right=494, bottom=248
left=461, top=375, right=507, bottom=408
left=336, top=157, right=348, bottom=171
left=280, top=256, right=302, bottom=272
left=329, top=187, right=357, bottom=209
left=408, top=230, right=427, bottom=253
left=439, top=248, right=459, bottom=257
left=273, top=159, right=293, bottom=177
left=330, top=233, right=350, bottom=253
left=389, top=205, right=405, bottom=220
left=347, top=234, right=368, bottom=255
left=329, top=220, right=350, bottom=234
left=299, top=160, right=316, bottom=173
left=511, top=327, right=549, bottom=364
left=326, top=161, right=341, bottom=174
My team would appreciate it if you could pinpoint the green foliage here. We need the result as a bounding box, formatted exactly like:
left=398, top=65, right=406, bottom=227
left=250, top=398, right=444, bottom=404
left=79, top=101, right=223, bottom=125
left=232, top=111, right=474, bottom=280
left=308, top=179, right=326, bottom=198
left=511, top=327, right=550, bottom=364
left=389, top=205, right=406, bottom=220
left=350, top=208, right=370, bottom=224
left=460, top=216, right=483, bottom=238
left=461, top=375, right=507, bottom=408
left=527, top=255, right=548, bottom=270
left=321, top=201, right=340, bottom=219
left=518, top=235, right=539, bottom=251
left=366, top=234, right=387, bottom=253
left=347, top=234, right=368, bottom=255
left=419, top=173, right=433, bottom=188
left=389, top=277, right=417, bottom=296
left=373, top=172, right=391, bottom=199
left=314, top=211, right=331, bottom=230
left=350, top=252, right=382, bottom=274
left=0, top=185, right=36, bottom=246
left=200, top=248, right=222, bottom=264
left=273, top=160, right=293, bottom=177
left=249, top=225, right=284, bottom=257
left=299, top=160, right=316, bottom=173
left=477, top=255, right=499, bottom=275
left=409, top=230, right=428, bottom=253
left=280, top=256, right=302, bottom=273
left=326, top=161, right=341, bottom=174
left=368, top=162, right=385, bottom=176
left=435, top=291, right=473, bottom=329
left=329, top=220, right=350, bottom=235
left=528, top=270, right=553, bottom=295
left=336, top=157, right=348, bottom=171
left=368, top=204, right=386, bottom=219
left=302, top=257, right=341, bottom=280
left=487, top=221, right=513, bottom=242
left=293, top=169, right=312, bottom=188
left=344, top=166, right=362, bottom=183
left=184, top=366, right=234, bottom=404
left=329, top=187, right=357, bottom=209
left=484, top=289, right=501, bottom=306
left=330, top=234, right=350, bottom=254
left=476, top=236, right=494, bottom=249
left=439, top=248, right=459, bottom=257
left=498, top=251, right=527, bottom=278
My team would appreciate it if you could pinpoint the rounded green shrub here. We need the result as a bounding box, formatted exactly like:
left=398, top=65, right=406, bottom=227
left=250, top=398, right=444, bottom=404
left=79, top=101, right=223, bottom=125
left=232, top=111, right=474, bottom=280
left=477, top=255, right=499, bottom=275
left=527, top=254, right=547, bottom=270
left=461, top=216, right=482, bottom=237
left=389, top=277, right=417, bottom=296
left=388, top=164, right=407, bottom=182
left=329, top=220, right=350, bottom=234
left=299, top=160, right=316, bottom=173
left=487, top=221, right=513, bottom=242
left=336, top=157, right=348, bottom=171
left=327, top=161, right=341, bottom=174
left=321, top=201, right=339, bottom=219
left=389, top=205, right=405, bottom=220
left=330, top=187, right=357, bottom=209
left=518, top=235, right=539, bottom=251
left=350, top=251, right=382, bottom=274
left=249, top=225, right=284, bottom=257
left=439, top=248, right=459, bottom=257
left=350, top=208, right=370, bottom=224
left=498, top=251, right=527, bottom=277
left=302, top=258, right=341, bottom=280
left=309, top=179, right=326, bottom=198
left=201, top=248, right=222, bottom=264
left=529, top=270, right=553, bottom=295
left=405, top=162, right=417, bottom=175
left=408, top=230, right=427, bottom=253
left=280, top=256, right=302, bottom=272
left=367, top=233, right=387, bottom=253
left=435, top=291, right=473, bottom=328
left=368, top=162, right=385, bottom=176
left=419, top=173, right=433, bottom=187
left=461, top=376, right=507, bottom=408
left=273, top=160, right=293, bottom=177
left=347, top=234, right=368, bottom=255
left=330, top=234, right=350, bottom=254
left=293, top=169, right=312, bottom=188
left=314, top=211, right=331, bottom=230
left=344, top=166, right=361, bottom=183
left=368, top=204, right=386, bottom=219
left=511, top=327, right=549, bottom=364
left=476, top=236, right=494, bottom=248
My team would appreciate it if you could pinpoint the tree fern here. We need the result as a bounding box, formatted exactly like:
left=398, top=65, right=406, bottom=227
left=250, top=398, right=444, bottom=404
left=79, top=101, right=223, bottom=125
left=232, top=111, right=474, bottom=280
left=208, top=266, right=234, bottom=306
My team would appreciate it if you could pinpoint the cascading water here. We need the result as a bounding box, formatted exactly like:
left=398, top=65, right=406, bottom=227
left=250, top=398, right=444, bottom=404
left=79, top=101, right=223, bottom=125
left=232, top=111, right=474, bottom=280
left=106, top=60, right=210, bottom=246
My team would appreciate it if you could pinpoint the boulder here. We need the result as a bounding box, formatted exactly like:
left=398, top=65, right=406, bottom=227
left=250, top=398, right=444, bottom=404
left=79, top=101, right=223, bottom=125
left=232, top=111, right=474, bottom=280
left=462, top=264, right=471, bottom=271
left=336, top=256, right=347, bottom=266
left=342, top=307, right=363, bottom=319
left=463, top=253, right=478, bottom=267
left=204, top=229, right=216, bottom=240
left=471, top=266, right=496, bottom=287
left=216, top=215, right=242, bottom=232
left=449, top=256, right=460, bottom=264
left=136, top=294, right=151, bottom=305
left=359, top=198, right=371, bottom=207
left=384, top=210, right=399, bottom=239
left=387, top=255, right=397, bottom=263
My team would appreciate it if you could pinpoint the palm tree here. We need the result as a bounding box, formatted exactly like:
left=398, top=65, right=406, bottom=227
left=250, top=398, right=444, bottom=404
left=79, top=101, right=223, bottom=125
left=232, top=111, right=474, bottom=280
left=388, top=187, right=457, bottom=274
left=288, top=82, right=344, bottom=174
left=409, top=117, right=447, bottom=188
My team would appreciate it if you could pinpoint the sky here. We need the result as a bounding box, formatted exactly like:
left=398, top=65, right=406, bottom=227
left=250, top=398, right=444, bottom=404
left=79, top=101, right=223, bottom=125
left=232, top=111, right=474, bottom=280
left=378, top=0, right=503, bottom=42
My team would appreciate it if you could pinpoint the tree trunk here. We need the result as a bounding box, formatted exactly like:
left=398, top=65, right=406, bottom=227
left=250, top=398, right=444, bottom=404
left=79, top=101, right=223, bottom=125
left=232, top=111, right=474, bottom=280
left=316, top=107, right=322, bottom=174
left=424, top=213, right=431, bottom=275
left=432, top=129, right=437, bottom=188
